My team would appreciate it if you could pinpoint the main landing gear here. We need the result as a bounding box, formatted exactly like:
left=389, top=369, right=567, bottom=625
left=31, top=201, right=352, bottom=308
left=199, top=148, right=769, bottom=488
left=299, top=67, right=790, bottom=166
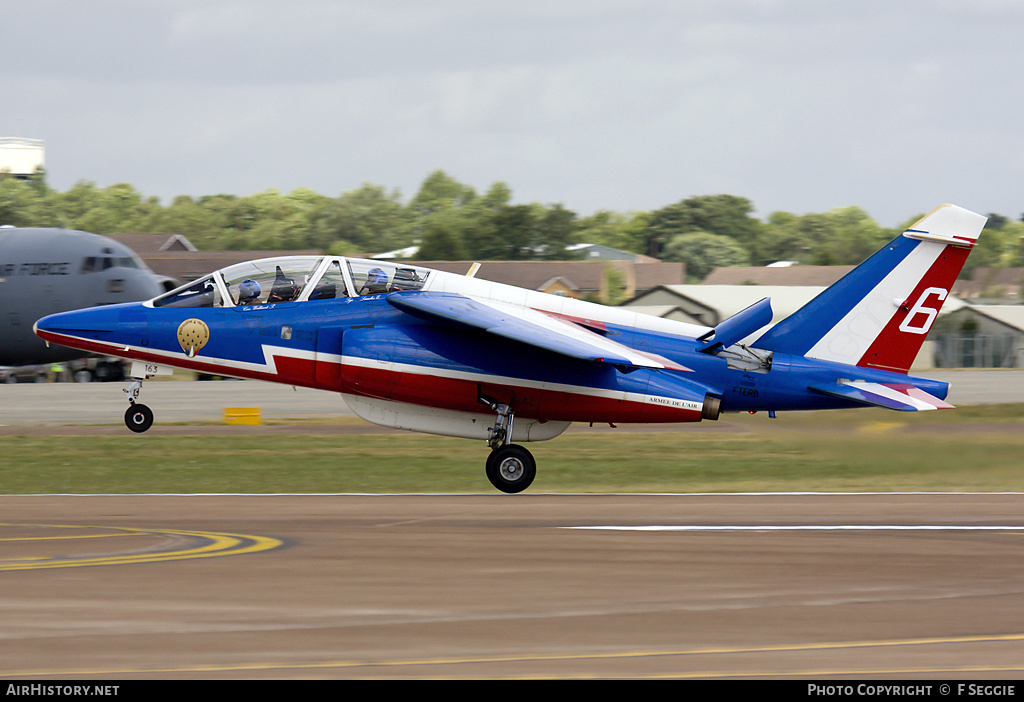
left=486, top=445, right=536, bottom=494
left=480, top=394, right=536, bottom=494
left=123, top=378, right=154, bottom=433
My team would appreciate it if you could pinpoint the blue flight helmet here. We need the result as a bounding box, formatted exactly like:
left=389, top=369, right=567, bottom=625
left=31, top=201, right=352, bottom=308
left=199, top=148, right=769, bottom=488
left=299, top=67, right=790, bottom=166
left=238, top=278, right=261, bottom=304
left=361, top=267, right=389, bottom=294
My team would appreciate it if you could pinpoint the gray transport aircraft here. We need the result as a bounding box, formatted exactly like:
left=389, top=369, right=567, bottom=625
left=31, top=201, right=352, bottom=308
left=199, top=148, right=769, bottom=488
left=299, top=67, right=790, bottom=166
left=0, top=226, right=174, bottom=371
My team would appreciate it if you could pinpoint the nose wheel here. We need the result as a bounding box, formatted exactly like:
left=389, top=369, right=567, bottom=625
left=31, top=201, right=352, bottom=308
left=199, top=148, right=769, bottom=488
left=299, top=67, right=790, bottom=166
left=124, top=403, right=154, bottom=433
left=486, top=444, right=536, bottom=494
left=123, top=378, right=155, bottom=433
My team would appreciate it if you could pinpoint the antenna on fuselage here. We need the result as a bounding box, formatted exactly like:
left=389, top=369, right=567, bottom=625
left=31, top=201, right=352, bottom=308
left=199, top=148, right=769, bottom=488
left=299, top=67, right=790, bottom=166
left=466, top=262, right=481, bottom=278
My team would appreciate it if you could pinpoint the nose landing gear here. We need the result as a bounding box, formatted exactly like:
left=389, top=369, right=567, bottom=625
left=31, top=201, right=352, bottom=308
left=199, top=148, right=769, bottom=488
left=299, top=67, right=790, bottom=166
left=123, top=378, right=154, bottom=433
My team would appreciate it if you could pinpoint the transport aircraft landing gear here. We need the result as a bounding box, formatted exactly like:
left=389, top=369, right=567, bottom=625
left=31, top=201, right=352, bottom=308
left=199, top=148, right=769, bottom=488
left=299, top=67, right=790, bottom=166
left=123, top=378, right=154, bottom=433
left=479, top=392, right=536, bottom=493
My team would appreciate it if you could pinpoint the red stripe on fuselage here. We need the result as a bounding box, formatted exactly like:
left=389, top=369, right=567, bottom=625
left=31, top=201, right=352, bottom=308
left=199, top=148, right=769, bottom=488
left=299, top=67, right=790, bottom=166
left=348, top=364, right=702, bottom=423
left=36, top=330, right=703, bottom=424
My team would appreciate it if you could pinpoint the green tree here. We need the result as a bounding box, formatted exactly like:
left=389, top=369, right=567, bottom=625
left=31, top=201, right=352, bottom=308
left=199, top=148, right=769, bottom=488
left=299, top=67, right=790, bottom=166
left=661, top=230, right=751, bottom=281
left=960, top=216, right=1019, bottom=277
left=161, top=195, right=226, bottom=247
left=416, top=221, right=466, bottom=260
left=459, top=182, right=511, bottom=259
left=534, top=204, right=578, bottom=260
left=756, top=207, right=891, bottom=266
left=488, top=204, right=537, bottom=260
left=312, top=183, right=410, bottom=254
left=576, top=210, right=647, bottom=253
left=641, top=194, right=761, bottom=258
left=0, top=175, right=59, bottom=227
left=405, top=171, right=481, bottom=258
left=408, top=170, right=476, bottom=218
left=756, top=211, right=805, bottom=265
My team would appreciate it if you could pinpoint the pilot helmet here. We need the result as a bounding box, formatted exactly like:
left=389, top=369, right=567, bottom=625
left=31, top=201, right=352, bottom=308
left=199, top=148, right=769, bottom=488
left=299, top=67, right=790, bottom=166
left=238, top=278, right=261, bottom=304
left=366, top=267, right=388, bottom=290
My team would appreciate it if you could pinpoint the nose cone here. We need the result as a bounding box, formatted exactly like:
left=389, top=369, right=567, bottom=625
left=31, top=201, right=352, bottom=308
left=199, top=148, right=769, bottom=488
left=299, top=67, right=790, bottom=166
left=35, top=307, right=117, bottom=336
left=34, top=304, right=135, bottom=355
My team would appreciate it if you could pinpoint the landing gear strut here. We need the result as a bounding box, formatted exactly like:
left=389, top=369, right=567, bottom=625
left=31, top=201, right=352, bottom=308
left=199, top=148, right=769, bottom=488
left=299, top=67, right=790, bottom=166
left=479, top=393, right=536, bottom=493
left=123, top=378, right=154, bottom=433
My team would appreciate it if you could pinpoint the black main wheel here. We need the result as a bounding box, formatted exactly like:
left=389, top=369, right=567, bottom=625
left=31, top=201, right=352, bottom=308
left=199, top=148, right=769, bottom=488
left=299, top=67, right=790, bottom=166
left=124, top=403, right=154, bottom=433
left=485, top=444, right=536, bottom=494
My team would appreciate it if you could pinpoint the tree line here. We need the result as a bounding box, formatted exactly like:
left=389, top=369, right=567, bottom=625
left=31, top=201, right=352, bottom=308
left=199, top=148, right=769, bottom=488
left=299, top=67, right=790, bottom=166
left=2, top=169, right=1020, bottom=281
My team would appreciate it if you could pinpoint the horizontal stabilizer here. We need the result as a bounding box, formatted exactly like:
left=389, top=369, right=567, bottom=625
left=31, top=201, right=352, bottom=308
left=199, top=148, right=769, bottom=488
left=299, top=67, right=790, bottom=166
left=697, top=297, right=773, bottom=354
left=388, top=291, right=688, bottom=370
left=809, top=380, right=954, bottom=412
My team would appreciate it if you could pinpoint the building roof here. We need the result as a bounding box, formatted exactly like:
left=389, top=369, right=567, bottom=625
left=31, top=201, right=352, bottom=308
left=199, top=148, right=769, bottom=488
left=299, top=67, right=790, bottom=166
left=372, top=242, right=661, bottom=264
left=134, top=249, right=321, bottom=282
left=415, top=261, right=597, bottom=290
left=626, top=305, right=706, bottom=325
left=413, top=260, right=685, bottom=297
left=701, top=265, right=853, bottom=286
left=624, top=284, right=826, bottom=327
left=565, top=243, right=660, bottom=262
left=953, top=304, right=1024, bottom=333
left=953, top=267, right=1024, bottom=301
left=118, top=240, right=685, bottom=298
left=108, top=233, right=198, bottom=254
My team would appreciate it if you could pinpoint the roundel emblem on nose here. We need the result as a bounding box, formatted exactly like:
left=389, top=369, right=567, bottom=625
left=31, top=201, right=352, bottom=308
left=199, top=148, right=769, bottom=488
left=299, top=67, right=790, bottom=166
left=177, top=318, right=210, bottom=357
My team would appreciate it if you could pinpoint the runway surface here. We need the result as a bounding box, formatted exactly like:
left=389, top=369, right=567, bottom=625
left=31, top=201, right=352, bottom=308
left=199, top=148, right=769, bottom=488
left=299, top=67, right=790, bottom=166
left=2, top=493, right=1024, bottom=679
left=2, top=371, right=1023, bottom=679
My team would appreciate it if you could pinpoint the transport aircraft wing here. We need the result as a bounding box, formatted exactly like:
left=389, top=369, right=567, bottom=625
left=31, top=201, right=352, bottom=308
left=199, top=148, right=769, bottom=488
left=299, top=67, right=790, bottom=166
left=387, top=291, right=689, bottom=371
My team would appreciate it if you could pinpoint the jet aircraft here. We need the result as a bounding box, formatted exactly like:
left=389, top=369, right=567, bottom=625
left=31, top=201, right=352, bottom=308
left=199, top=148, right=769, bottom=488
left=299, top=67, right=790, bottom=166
left=34, top=204, right=986, bottom=493
left=1, top=226, right=173, bottom=370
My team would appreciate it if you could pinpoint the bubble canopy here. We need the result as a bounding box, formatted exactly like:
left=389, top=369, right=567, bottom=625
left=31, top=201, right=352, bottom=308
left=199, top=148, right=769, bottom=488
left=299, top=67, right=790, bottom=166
left=151, top=256, right=432, bottom=309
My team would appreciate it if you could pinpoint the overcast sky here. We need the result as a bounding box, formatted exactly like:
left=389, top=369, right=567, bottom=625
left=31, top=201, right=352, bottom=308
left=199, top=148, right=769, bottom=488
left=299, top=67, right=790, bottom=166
left=3, top=0, right=1022, bottom=227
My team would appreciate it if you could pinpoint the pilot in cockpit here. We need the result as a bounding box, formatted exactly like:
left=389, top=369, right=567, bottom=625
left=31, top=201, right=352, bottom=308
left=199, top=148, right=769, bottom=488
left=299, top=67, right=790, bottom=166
left=358, top=267, right=390, bottom=295
left=237, top=278, right=261, bottom=305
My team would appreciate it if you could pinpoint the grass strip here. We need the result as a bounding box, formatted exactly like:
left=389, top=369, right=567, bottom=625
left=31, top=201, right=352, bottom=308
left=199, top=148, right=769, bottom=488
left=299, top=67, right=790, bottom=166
left=2, top=405, right=1023, bottom=494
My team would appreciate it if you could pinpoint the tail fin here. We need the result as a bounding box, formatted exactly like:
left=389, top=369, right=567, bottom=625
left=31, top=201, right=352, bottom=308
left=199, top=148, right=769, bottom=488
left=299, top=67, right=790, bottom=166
left=754, top=204, right=987, bottom=373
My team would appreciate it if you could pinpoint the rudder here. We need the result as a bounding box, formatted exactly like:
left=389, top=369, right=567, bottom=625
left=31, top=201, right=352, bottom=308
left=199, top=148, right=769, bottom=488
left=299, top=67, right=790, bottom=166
left=754, top=204, right=987, bottom=373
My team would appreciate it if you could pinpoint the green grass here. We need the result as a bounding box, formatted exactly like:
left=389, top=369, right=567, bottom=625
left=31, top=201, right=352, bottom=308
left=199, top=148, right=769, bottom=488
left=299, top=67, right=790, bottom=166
left=2, top=404, right=1024, bottom=494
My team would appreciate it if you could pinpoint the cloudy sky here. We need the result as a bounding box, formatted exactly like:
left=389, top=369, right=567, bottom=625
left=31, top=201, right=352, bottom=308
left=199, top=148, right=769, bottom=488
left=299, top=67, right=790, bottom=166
left=3, top=0, right=1022, bottom=227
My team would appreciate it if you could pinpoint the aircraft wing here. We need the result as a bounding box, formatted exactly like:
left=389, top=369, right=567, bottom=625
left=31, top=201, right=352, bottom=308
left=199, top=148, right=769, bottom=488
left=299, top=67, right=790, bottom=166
left=387, top=291, right=689, bottom=370
left=809, top=380, right=954, bottom=411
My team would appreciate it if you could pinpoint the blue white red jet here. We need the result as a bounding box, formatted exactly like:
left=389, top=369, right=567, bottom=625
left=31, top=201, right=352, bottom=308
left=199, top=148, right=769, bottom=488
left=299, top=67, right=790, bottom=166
left=34, top=204, right=986, bottom=492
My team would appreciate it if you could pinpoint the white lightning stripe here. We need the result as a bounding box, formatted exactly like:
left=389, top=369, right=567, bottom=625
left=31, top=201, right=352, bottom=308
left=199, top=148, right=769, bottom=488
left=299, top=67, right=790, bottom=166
left=805, top=242, right=943, bottom=365
left=49, top=332, right=702, bottom=413
left=45, top=332, right=308, bottom=378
